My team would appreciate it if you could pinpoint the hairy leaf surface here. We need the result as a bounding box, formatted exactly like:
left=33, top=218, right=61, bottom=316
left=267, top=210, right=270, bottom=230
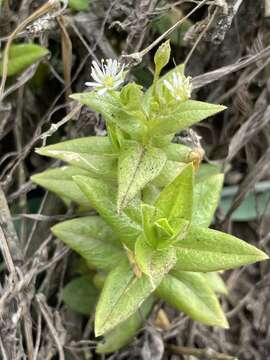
left=95, top=259, right=161, bottom=336
left=52, top=216, right=123, bottom=271
left=36, top=136, right=117, bottom=179
left=31, top=166, right=90, bottom=209
left=175, top=224, right=268, bottom=272
left=135, top=235, right=177, bottom=281
left=155, top=163, right=194, bottom=222
left=73, top=175, right=141, bottom=248
left=150, top=100, right=226, bottom=135
left=97, top=296, right=154, bottom=353
left=192, top=173, right=224, bottom=227
left=70, top=93, right=147, bottom=140
left=117, top=141, right=166, bottom=211
left=157, top=271, right=228, bottom=328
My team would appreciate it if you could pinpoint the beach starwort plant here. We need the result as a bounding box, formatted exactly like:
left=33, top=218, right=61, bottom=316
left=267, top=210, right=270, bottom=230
left=31, top=41, right=268, bottom=353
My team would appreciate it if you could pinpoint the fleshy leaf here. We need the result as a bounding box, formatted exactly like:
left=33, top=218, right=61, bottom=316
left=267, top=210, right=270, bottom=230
left=117, top=141, right=166, bottom=212
left=162, top=142, right=192, bottom=162
left=192, top=173, right=224, bottom=227
left=142, top=184, right=160, bottom=205
left=96, top=296, right=154, bottom=353
left=31, top=166, right=90, bottom=209
left=149, top=100, right=226, bottom=136
left=204, top=272, right=228, bottom=295
left=0, top=44, right=49, bottom=77
left=95, top=259, right=160, bottom=336
left=152, top=160, right=186, bottom=188
left=156, top=271, right=228, bottom=328
left=62, top=276, right=98, bottom=315
left=70, top=93, right=147, bottom=141
left=120, top=83, right=144, bottom=111
left=135, top=235, right=177, bottom=282
left=73, top=175, right=141, bottom=248
left=35, top=136, right=117, bottom=179
left=175, top=224, right=268, bottom=272
left=52, top=216, right=123, bottom=271
left=141, top=203, right=162, bottom=247
left=155, top=163, right=194, bottom=222
left=196, top=163, right=222, bottom=181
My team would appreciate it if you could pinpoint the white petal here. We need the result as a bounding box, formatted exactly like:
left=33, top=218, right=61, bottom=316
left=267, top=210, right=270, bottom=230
left=91, top=70, right=103, bottom=84
left=92, top=61, right=104, bottom=80
left=114, top=79, right=124, bottom=87
left=85, top=81, right=101, bottom=87
left=111, top=60, right=118, bottom=75
left=114, top=72, right=124, bottom=83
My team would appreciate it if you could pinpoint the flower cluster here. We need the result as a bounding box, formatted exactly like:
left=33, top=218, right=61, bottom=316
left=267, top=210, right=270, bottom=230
left=85, top=58, right=192, bottom=102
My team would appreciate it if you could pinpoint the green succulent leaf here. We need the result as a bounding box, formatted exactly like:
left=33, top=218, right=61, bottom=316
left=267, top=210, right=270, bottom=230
left=52, top=216, right=123, bottom=271
left=135, top=235, right=177, bottom=282
left=162, top=142, right=192, bottom=162
left=175, top=224, right=268, bottom=272
left=35, top=136, right=117, bottom=179
left=155, top=163, right=194, bottom=222
left=150, top=100, right=226, bottom=136
left=96, top=296, right=154, bottom=353
left=62, top=275, right=98, bottom=315
left=151, top=160, right=186, bottom=188
left=70, top=93, right=147, bottom=141
left=192, top=173, right=224, bottom=227
left=142, top=184, right=160, bottom=205
left=0, top=44, right=49, bottom=77
left=31, top=166, right=90, bottom=209
left=154, top=218, right=174, bottom=240
left=141, top=203, right=162, bottom=247
left=95, top=259, right=160, bottom=336
left=73, top=175, right=141, bottom=248
left=120, top=83, right=144, bottom=111
left=204, top=272, right=228, bottom=296
left=107, top=123, right=125, bottom=151
left=196, top=163, right=222, bottom=181
left=117, top=141, right=166, bottom=212
left=156, top=271, right=228, bottom=328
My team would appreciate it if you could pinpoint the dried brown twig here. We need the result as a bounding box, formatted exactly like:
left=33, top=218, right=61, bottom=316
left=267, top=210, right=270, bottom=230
left=167, top=344, right=238, bottom=360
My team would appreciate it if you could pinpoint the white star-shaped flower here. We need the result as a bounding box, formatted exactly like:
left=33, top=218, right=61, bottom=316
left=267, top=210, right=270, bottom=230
left=85, top=59, right=126, bottom=95
left=163, top=72, right=192, bottom=101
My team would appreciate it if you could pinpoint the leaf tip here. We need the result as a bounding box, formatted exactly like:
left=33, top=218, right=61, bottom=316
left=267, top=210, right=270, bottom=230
left=35, top=147, right=47, bottom=156
left=219, top=105, right=227, bottom=111
left=69, top=93, right=78, bottom=101
left=221, top=318, right=230, bottom=330
left=256, top=249, right=269, bottom=262
left=94, top=319, right=106, bottom=338
left=216, top=311, right=230, bottom=329
left=69, top=93, right=86, bottom=103
left=30, top=173, right=41, bottom=184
